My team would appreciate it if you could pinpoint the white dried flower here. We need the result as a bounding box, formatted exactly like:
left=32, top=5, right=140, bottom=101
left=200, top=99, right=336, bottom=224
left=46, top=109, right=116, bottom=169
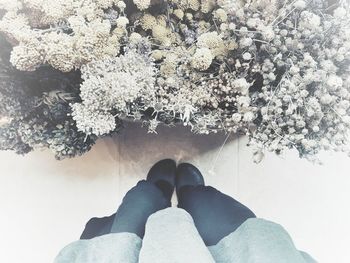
left=10, top=44, right=43, bottom=71
left=201, top=0, right=216, bottom=13
left=133, top=0, right=151, bottom=10
left=242, top=52, right=252, bottom=60
left=129, top=32, right=142, bottom=43
left=191, top=48, right=213, bottom=71
left=232, top=113, right=242, bottom=123
left=173, top=9, right=184, bottom=20
left=213, top=8, right=228, bottom=23
left=333, top=7, right=347, bottom=19
left=300, top=11, right=321, bottom=30
left=243, top=111, right=255, bottom=122
left=293, top=0, right=306, bottom=9
left=116, top=16, right=129, bottom=28
left=140, top=14, right=157, bottom=30
left=197, top=32, right=226, bottom=57
left=326, top=75, right=343, bottom=91
left=72, top=49, right=157, bottom=135
left=117, top=1, right=126, bottom=10
left=260, top=26, right=275, bottom=41
left=171, top=0, right=200, bottom=11
left=71, top=104, right=116, bottom=136
left=239, top=37, right=253, bottom=48
left=233, top=78, right=251, bottom=95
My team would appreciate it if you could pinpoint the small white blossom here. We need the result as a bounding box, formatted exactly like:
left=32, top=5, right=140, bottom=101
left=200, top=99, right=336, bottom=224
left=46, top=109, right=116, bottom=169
left=191, top=48, right=213, bottom=71
left=116, top=16, right=129, bottom=28
left=242, top=52, right=252, bottom=60
left=333, top=7, right=347, bottom=19
left=293, top=0, right=306, bottom=9
left=326, top=75, right=343, bottom=91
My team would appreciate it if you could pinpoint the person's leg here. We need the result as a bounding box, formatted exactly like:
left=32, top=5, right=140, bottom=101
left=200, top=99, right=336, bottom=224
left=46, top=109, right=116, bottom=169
left=80, top=180, right=170, bottom=240
left=110, top=180, right=170, bottom=237
left=80, top=159, right=176, bottom=240
left=80, top=213, right=116, bottom=239
left=176, top=163, right=256, bottom=246
left=178, top=185, right=256, bottom=246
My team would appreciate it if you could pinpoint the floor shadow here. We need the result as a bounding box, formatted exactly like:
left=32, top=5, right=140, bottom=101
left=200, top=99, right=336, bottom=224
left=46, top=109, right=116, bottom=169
left=110, top=121, right=239, bottom=167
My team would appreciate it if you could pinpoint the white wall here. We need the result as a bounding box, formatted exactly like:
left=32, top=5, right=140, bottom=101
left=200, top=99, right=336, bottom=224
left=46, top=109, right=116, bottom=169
left=0, top=122, right=349, bottom=263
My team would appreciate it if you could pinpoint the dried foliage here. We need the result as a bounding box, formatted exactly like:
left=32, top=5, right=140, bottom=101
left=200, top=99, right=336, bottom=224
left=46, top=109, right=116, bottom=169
left=0, top=0, right=349, bottom=162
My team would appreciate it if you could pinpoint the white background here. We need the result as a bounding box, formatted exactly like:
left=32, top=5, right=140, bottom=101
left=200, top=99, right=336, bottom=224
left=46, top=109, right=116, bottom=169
left=0, top=122, right=349, bottom=263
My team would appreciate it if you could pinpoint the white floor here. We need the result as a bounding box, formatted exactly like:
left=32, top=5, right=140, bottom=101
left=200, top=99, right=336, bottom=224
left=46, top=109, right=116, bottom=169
left=0, top=122, right=350, bottom=263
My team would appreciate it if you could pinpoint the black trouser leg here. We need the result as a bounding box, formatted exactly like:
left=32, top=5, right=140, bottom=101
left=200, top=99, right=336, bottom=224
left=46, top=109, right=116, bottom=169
left=178, top=185, right=256, bottom=246
left=80, top=180, right=170, bottom=240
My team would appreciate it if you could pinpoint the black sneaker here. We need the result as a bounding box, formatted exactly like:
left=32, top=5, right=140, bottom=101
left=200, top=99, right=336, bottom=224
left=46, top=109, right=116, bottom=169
left=146, top=159, right=176, bottom=201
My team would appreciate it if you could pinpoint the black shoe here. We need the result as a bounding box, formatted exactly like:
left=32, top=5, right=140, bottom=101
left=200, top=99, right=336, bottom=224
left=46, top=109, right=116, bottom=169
left=147, top=159, right=176, bottom=201
left=176, top=163, right=205, bottom=196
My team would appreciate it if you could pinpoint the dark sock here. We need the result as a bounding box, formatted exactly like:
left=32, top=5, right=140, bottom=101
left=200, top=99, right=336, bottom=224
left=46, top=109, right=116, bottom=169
left=110, top=180, right=170, bottom=238
left=178, top=185, right=256, bottom=246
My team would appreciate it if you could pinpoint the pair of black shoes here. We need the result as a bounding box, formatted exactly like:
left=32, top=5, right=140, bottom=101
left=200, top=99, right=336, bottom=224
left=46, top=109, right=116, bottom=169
left=146, top=159, right=205, bottom=201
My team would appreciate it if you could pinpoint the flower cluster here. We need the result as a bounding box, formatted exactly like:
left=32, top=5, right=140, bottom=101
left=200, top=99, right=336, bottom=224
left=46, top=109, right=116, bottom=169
left=0, top=0, right=125, bottom=72
left=71, top=43, right=157, bottom=136
left=0, top=0, right=349, bottom=162
left=0, top=35, right=96, bottom=159
left=244, top=1, right=350, bottom=162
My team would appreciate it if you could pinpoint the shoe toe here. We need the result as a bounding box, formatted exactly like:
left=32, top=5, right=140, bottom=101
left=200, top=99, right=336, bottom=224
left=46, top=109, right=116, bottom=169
left=147, top=159, right=176, bottom=184
left=176, top=163, right=205, bottom=193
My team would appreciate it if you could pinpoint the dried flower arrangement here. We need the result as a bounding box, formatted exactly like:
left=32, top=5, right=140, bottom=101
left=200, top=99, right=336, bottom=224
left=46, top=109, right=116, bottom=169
left=0, top=0, right=349, bottom=163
